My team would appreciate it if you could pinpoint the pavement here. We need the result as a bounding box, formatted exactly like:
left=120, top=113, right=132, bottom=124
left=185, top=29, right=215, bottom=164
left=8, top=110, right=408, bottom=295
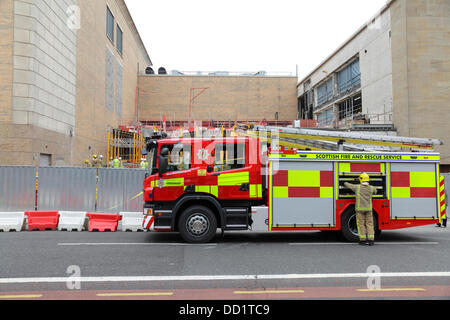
left=0, top=225, right=449, bottom=300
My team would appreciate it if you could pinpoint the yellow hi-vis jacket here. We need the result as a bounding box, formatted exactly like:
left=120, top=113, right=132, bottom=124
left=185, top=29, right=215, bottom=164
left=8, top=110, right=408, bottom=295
left=344, top=182, right=377, bottom=211
left=113, top=159, right=120, bottom=168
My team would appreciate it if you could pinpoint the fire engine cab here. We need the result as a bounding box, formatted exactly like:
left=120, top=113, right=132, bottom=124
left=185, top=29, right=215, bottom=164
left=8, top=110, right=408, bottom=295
left=142, top=128, right=446, bottom=243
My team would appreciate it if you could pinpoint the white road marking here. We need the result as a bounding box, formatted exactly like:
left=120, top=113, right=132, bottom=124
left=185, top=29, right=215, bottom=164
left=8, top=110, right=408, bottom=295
left=57, top=241, right=438, bottom=247
left=57, top=242, right=217, bottom=246
left=289, top=242, right=439, bottom=245
left=1, top=272, right=450, bottom=284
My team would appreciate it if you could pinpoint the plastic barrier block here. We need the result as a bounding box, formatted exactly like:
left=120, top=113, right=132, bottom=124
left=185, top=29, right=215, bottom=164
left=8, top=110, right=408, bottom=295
left=0, top=212, right=26, bottom=232
left=25, top=211, right=59, bottom=231
left=86, top=213, right=122, bottom=232
left=58, top=211, right=87, bottom=232
left=120, top=212, right=146, bottom=232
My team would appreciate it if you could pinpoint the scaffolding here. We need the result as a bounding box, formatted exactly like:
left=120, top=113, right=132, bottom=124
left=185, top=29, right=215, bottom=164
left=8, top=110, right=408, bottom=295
left=106, top=128, right=145, bottom=168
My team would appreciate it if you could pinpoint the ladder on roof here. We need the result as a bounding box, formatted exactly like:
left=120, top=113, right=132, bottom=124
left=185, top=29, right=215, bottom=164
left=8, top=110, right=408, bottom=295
left=239, top=124, right=443, bottom=152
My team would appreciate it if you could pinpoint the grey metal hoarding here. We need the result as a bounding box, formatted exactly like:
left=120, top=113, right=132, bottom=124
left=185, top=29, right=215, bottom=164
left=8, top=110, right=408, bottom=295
left=0, top=166, right=36, bottom=211
left=97, top=168, right=146, bottom=213
left=37, top=167, right=97, bottom=211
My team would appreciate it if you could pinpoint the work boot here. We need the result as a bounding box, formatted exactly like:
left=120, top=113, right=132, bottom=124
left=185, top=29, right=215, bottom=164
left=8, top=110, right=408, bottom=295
left=359, top=241, right=369, bottom=246
left=368, top=241, right=375, bottom=246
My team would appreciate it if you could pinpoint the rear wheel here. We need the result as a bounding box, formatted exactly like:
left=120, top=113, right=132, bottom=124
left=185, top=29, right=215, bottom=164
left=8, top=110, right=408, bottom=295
left=341, top=208, right=380, bottom=242
left=178, top=205, right=217, bottom=243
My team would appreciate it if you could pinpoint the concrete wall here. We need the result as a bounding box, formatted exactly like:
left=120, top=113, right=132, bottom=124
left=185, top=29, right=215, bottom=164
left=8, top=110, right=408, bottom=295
left=0, top=0, right=74, bottom=165
left=74, top=0, right=151, bottom=166
left=391, top=0, right=450, bottom=165
left=297, top=5, right=393, bottom=124
left=0, top=0, right=14, bottom=125
left=138, top=75, right=299, bottom=122
left=0, top=0, right=151, bottom=166
left=12, top=0, right=77, bottom=135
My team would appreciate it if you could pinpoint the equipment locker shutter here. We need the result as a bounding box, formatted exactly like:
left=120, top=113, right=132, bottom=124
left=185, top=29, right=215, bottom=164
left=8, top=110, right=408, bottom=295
left=390, top=163, right=438, bottom=219
left=271, top=161, right=334, bottom=226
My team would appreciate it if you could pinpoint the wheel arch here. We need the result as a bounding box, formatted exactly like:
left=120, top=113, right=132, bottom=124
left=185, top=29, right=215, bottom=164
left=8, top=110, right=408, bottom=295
left=172, top=194, right=224, bottom=231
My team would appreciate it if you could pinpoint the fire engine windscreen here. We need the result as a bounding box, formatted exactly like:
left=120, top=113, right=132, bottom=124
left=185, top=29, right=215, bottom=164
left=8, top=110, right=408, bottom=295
left=161, top=143, right=192, bottom=172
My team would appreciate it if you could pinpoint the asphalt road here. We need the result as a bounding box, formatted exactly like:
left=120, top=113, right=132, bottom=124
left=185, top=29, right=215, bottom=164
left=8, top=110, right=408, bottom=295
left=0, top=225, right=449, bottom=300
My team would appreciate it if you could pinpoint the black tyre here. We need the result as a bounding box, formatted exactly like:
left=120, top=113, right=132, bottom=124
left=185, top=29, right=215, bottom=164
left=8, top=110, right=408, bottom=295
left=341, top=208, right=380, bottom=242
left=178, top=205, right=217, bottom=243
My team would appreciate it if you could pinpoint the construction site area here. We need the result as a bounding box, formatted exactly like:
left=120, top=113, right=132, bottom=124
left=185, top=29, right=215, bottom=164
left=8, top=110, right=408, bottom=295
left=1, top=0, right=450, bottom=304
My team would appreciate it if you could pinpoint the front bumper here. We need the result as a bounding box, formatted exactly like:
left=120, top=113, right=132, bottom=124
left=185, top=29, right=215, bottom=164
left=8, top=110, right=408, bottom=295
left=143, top=205, right=173, bottom=231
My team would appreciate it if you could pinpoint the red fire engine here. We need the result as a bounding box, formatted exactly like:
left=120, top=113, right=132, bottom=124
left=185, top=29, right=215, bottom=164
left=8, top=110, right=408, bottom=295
left=141, top=127, right=446, bottom=243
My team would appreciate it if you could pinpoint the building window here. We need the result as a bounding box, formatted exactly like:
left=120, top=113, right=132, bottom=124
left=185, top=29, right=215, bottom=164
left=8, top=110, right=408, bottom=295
left=337, top=59, right=360, bottom=93
left=106, top=6, right=114, bottom=43
left=337, top=93, right=362, bottom=120
left=316, top=78, right=333, bottom=106
left=116, top=25, right=123, bottom=55
left=317, top=108, right=334, bottom=127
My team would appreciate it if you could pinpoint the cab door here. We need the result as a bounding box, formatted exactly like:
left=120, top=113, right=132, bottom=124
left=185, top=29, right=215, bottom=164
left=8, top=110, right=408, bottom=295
left=212, top=140, right=250, bottom=200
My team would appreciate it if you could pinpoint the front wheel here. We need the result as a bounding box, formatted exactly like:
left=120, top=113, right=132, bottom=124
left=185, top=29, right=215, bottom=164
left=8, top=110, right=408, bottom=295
left=178, top=206, right=217, bottom=243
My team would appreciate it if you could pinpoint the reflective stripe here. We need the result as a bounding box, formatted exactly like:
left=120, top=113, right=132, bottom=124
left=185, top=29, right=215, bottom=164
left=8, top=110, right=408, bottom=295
left=217, top=171, right=249, bottom=186
left=195, top=186, right=210, bottom=193
left=273, top=186, right=289, bottom=198
left=289, top=171, right=320, bottom=187
left=391, top=187, right=411, bottom=198
left=248, top=184, right=263, bottom=198
left=410, top=172, right=436, bottom=188
left=210, top=185, right=218, bottom=197
left=339, top=163, right=351, bottom=172
left=320, top=187, right=333, bottom=198
left=164, top=178, right=184, bottom=186
left=250, top=184, right=257, bottom=198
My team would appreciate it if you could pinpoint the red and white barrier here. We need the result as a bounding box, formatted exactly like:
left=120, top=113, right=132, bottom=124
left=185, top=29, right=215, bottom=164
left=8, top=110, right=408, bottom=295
left=0, top=211, right=153, bottom=232
left=120, top=212, right=146, bottom=232
left=0, top=212, right=26, bottom=232
left=58, top=211, right=87, bottom=232
left=86, top=213, right=122, bottom=232
left=25, top=211, right=59, bottom=231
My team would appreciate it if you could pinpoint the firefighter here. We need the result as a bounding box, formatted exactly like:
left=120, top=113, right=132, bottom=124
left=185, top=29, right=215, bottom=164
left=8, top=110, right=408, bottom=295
left=140, top=157, right=148, bottom=170
left=98, top=155, right=104, bottom=168
left=344, top=173, right=377, bottom=246
left=83, top=159, right=91, bottom=167
left=119, top=157, right=124, bottom=168
left=92, top=154, right=99, bottom=167
left=437, top=189, right=448, bottom=228
left=112, top=156, right=120, bottom=168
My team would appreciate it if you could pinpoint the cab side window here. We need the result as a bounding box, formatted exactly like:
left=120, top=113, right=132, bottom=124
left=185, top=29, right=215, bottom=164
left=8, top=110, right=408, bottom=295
left=161, top=144, right=191, bottom=172
left=213, top=143, right=245, bottom=172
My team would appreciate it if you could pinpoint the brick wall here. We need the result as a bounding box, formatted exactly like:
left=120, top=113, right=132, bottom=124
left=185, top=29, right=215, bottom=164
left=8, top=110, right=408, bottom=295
left=138, top=75, right=299, bottom=122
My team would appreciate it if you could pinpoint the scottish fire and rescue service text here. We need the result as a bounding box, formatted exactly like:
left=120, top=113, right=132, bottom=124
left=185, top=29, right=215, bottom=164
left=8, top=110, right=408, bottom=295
left=315, top=154, right=403, bottom=160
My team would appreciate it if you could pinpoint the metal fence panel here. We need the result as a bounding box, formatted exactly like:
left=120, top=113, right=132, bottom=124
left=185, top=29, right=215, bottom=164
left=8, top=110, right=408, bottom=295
left=37, top=167, right=97, bottom=211
left=443, top=173, right=450, bottom=194
left=0, top=166, right=36, bottom=211
left=97, top=168, right=146, bottom=213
